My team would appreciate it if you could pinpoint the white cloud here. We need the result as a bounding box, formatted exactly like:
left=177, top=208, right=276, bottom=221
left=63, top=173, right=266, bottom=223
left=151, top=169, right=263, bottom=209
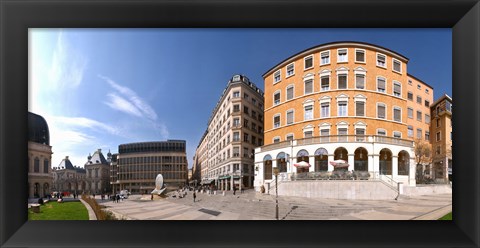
left=99, top=75, right=158, bottom=120
left=104, top=93, right=143, bottom=118
left=48, top=31, right=87, bottom=89
left=51, top=115, right=122, bottom=136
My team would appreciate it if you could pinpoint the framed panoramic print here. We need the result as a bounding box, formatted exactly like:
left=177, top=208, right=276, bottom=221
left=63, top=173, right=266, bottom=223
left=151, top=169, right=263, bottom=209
left=1, top=0, right=479, bottom=247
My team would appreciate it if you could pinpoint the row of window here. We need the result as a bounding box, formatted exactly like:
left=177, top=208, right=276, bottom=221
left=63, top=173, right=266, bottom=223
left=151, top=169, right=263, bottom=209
left=407, top=108, right=431, bottom=123
left=232, top=90, right=263, bottom=109
left=273, top=48, right=403, bottom=84
left=207, top=164, right=253, bottom=178
left=407, top=91, right=430, bottom=107
left=272, top=98, right=405, bottom=128
left=272, top=72, right=404, bottom=107
left=408, top=79, right=431, bottom=95
left=208, top=146, right=255, bottom=168
left=271, top=126, right=430, bottom=143
left=118, top=172, right=186, bottom=180
left=118, top=156, right=187, bottom=164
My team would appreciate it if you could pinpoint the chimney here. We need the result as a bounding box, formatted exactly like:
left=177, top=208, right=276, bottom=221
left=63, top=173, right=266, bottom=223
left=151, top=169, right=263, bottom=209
left=65, top=156, right=69, bottom=160
left=97, top=148, right=101, bottom=153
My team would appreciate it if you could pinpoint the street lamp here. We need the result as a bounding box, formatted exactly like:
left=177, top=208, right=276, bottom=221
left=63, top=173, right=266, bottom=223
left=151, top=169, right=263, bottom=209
left=273, top=167, right=280, bottom=220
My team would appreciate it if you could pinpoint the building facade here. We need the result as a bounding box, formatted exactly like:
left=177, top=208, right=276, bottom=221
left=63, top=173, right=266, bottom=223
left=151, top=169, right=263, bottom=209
left=28, top=112, right=53, bottom=198
left=52, top=156, right=86, bottom=194
left=84, top=149, right=112, bottom=194
left=429, top=94, right=452, bottom=182
left=114, top=140, right=188, bottom=194
left=194, top=75, right=264, bottom=190
left=254, top=41, right=437, bottom=190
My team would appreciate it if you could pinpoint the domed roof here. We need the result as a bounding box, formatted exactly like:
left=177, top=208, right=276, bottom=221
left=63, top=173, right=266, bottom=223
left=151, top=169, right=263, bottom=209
left=28, top=112, right=50, bottom=145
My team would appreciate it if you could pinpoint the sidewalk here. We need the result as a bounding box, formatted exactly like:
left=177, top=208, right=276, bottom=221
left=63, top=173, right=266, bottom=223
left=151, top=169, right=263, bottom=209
left=98, top=189, right=452, bottom=220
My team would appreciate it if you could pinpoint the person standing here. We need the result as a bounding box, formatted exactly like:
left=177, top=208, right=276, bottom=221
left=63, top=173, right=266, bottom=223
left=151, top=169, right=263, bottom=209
left=151, top=194, right=154, bottom=200
left=193, top=191, right=196, bottom=203
left=233, top=186, right=236, bottom=195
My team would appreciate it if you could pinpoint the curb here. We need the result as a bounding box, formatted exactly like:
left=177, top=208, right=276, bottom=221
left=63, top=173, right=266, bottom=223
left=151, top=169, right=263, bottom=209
left=79, top=199, right=97, bottom=220
left=412, top=204, right=452, bottom=220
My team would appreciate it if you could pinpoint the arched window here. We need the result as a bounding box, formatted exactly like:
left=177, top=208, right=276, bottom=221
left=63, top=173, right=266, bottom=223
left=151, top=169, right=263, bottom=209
left=263, top=154, right=273, bottom=180
left=296, top=150, right=310, bottom=173
left=398, top=151, right=410, bottom=175
left=314, top=148, right=328, bottom=172
left=334, top=147, right=348, bottom=161
left=379, top=148, right=392, bottom=175
left=354, top=147, right=368, bottom=171
left=276, top=152, right=287, bottom=172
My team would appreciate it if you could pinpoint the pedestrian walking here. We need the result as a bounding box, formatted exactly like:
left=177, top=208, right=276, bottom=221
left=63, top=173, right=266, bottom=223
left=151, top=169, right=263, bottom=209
left=151, top=194, right=154, bottom=200
left=193, top=191, right=196, bottom=203
left=233, top=187, right=236, bottom=195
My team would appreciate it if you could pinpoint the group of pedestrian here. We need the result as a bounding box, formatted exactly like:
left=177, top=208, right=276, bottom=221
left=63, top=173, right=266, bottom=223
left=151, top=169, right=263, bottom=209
left=111, top=194, right=122, bottom=203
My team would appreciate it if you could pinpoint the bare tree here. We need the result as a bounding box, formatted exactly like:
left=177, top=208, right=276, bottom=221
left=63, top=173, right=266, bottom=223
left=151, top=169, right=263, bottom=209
left=414, top=139, right=433, bottom=183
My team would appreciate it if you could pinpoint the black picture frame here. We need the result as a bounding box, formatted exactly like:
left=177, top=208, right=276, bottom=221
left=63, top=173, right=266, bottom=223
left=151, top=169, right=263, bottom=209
left=1, top=0, right=479, bottom=247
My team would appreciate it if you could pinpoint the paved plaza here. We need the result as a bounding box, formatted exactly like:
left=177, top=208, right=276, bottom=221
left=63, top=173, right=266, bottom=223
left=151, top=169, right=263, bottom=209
left=97, top=189, right=452, bottom=220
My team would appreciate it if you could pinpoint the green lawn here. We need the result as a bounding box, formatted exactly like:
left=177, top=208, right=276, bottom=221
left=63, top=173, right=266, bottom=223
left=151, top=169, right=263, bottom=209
left=28, top=201, right=89, bottom=220
left=439, top=212, right=452, bottom=220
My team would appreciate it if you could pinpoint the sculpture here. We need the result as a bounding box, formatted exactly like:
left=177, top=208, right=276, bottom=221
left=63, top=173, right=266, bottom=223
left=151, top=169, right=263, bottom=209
left=151, top=174, right=167, bottom=195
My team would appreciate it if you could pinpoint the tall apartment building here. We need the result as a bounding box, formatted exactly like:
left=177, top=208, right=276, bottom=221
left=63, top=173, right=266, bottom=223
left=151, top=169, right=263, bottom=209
left=114, top=140, right=188, bottom=193
left=429, top=94, right=452, bottom=182
left=254, top=41, right=437, bottom=189
left=28, top=112, right=53, bottom=198
left=194, top=75, right=264, bottom=190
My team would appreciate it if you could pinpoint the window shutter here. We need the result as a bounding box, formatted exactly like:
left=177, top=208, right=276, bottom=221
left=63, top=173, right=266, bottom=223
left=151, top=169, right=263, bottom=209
left=356, top=74, right=365, bottom=89
left=287, top=87, right=293, bottom=100
left=287, top=111, right=293, bottom=124
left=305, top=80, right=313, bottom=93
left=378, top=105, right=385, bottom=118
left=356, top=102, right=365, bottom=116
left=378, top=78, right=386, bottom=90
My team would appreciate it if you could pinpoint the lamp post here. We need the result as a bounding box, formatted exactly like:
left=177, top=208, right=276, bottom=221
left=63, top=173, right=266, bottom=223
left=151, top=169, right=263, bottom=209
left=273, top=167, right=279, bottom=220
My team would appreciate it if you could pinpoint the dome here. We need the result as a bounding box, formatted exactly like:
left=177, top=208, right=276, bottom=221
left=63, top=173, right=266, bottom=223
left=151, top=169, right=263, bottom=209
left=28, top=112, right=50, bottom=145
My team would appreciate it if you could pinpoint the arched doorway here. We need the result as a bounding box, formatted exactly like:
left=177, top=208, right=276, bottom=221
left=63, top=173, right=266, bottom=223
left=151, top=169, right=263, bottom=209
left=354, top=147, right=368, bottom=171
left=43, top=183, right=49, bottom=197
left=379, top=148, right=392, bottom=175
left=263, top=155, right=273, bottom=180
left=34, top=183, right=40, bottom=198
left=314, top=148, right=328, bottom=172
left=296, top=150, right=310, bottom=173
left=276, top=152, right=287, bottom=173
left=398, top=151, right=410, bottom=175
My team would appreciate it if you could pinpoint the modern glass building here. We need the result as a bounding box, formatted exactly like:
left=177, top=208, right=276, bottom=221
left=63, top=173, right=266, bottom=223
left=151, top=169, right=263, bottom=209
left=112, top=140, right=188, bottom=194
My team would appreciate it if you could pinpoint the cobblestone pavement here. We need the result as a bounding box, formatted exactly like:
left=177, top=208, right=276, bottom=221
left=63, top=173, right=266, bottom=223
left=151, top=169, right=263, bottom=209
left=97, top=189, right=452, bottom=220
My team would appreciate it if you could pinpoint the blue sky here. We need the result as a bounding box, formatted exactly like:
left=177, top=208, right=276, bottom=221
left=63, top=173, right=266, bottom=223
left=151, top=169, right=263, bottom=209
left=28, top=28, right=452, bottom=168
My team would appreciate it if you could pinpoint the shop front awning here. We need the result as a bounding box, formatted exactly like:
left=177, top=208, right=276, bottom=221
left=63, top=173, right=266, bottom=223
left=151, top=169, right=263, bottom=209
left=200, top=179, right=213, bottom=184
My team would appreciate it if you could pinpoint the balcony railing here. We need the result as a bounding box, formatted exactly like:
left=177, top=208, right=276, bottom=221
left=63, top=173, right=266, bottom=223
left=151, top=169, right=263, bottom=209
left=260, top=135, right=413, bottom=152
